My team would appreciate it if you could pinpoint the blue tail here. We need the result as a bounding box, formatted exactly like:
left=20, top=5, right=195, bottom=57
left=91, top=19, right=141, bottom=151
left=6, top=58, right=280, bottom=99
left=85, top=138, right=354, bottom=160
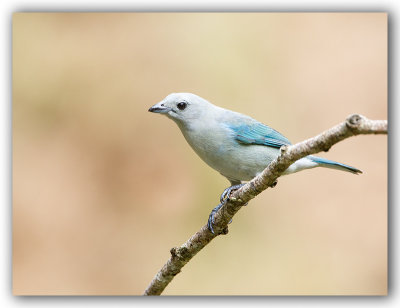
left=309, top=156, right=362, bottom=174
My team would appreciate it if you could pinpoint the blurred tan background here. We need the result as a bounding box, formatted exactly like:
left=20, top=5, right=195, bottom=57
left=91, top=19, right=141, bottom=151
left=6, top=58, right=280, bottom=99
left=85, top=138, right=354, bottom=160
left=12, top=13, right=387, bottom=295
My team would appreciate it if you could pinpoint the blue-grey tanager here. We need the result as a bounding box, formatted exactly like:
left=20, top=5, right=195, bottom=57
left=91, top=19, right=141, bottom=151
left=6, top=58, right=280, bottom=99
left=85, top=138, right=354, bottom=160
left=149, top=93, right=361, bottom=233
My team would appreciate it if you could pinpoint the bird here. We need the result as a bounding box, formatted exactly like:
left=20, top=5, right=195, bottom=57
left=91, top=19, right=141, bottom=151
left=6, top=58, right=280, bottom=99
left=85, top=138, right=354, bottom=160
left=148, top=93, right=362, bottom=233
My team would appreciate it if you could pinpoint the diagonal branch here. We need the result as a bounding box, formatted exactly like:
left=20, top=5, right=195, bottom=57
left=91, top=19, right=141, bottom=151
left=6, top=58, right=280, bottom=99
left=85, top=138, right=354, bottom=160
left=143, top=114, right=387, bottom=296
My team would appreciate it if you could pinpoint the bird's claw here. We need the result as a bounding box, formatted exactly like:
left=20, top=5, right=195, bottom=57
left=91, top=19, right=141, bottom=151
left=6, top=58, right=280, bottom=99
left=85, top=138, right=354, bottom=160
left=219, top=183, right=246, bottom=204
left=207, top=203, right=223, bottom=234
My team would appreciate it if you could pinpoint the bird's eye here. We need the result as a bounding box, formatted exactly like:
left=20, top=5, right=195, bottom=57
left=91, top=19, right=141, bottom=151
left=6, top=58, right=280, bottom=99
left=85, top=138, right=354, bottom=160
left=177, top=102, right=187, bottom=110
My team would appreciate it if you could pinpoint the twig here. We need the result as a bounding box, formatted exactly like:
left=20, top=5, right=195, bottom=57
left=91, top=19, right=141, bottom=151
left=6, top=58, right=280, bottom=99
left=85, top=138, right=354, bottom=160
left=143, top=114, right=387, bottom=296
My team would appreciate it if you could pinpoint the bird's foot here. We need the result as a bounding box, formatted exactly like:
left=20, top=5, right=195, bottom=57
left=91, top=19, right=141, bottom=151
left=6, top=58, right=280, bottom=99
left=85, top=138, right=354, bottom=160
left=219, top=183, right=246, bottom=204
left=207, top=203, right=233, bottom=234
left=208, top=183, right=248, bottom=234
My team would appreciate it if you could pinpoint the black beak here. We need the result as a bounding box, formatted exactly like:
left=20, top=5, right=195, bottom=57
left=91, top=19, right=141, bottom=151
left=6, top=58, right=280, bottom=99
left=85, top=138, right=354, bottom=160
left=148, top=106, right=163, bottom=112
left=148, top=103, right=171, bottom=114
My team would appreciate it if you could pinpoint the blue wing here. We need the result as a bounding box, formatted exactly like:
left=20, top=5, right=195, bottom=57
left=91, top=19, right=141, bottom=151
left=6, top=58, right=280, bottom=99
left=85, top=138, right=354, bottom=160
left=229, top=121, right=291, bottom=148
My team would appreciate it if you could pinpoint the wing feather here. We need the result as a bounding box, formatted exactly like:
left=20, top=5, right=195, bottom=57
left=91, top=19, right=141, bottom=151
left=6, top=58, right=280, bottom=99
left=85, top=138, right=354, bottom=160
left=230, top=121, right=291, bottom=148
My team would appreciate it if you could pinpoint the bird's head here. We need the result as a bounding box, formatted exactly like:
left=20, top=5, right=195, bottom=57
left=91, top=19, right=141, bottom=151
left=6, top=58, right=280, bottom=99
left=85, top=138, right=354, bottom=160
left=148, top=93, right=212, bottom=125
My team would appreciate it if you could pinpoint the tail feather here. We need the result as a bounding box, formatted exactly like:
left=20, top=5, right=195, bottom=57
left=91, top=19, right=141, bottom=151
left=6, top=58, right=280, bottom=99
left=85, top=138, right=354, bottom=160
left=309, top=156, right=362, bottom=174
